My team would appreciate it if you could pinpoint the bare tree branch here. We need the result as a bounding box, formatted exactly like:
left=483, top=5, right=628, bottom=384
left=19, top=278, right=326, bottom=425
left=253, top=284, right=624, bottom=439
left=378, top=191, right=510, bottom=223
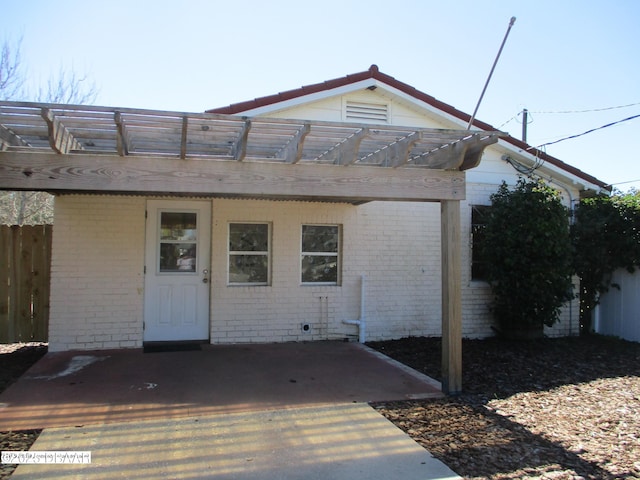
left=0, top=35, right=99, bottom=224
left=0, top=35, right=25, bottom=100
left=36, top=64, right=98, bottom=104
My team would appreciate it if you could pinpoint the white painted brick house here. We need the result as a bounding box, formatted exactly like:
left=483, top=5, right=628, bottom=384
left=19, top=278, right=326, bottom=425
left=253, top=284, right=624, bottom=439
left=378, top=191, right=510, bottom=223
left=1, top=66, right=608, bottom=356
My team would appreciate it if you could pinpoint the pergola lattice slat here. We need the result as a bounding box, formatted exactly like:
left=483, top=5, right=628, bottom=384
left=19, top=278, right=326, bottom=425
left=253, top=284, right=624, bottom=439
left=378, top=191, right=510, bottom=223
left=0, top=102, right=503, bottom=170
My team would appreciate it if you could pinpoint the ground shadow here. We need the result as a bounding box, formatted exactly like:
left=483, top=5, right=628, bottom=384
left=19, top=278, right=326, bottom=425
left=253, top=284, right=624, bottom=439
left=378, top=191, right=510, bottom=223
left=373, top=397, right=617, bottom=479
left=367, top=335, right=640, bottom=400
left=368, top=335, right=640, bottom=478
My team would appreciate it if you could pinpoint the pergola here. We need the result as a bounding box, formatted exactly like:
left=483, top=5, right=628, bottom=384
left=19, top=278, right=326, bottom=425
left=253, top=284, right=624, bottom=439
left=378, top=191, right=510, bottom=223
left=0, top=101, right=504, bottom=394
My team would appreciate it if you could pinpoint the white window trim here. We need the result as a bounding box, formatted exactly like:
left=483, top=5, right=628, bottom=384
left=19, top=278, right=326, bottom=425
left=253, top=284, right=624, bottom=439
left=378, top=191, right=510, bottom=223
left=300, top=224, right=341, bottom=286
left=227, top=222, right=272, bottom=286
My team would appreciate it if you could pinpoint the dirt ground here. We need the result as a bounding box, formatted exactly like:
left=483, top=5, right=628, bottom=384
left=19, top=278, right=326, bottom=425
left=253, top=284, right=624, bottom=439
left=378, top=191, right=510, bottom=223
left=1, top=337, right=639, bottom=479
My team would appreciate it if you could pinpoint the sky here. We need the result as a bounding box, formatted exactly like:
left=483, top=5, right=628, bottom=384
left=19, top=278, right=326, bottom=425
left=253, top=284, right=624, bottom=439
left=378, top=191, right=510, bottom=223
left=3, top=0, right=640, bottom=191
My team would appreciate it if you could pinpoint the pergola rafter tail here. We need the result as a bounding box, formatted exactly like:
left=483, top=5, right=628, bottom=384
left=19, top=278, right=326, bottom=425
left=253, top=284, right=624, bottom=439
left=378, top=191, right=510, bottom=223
left=0, top=101, right=504, bottom=171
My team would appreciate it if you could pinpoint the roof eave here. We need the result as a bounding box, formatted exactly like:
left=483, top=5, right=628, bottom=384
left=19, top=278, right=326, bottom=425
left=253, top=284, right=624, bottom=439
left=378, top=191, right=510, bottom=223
left=206, top=65, right=610, bottom=193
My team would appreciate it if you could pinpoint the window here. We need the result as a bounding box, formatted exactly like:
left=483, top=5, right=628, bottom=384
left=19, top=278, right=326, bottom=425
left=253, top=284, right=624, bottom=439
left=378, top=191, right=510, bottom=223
left=159, top=211, right=198, bottom=273
left=471, top=205, right=490, bottom=281
left=228, top=223, right=270, bottom=285
left=301, top=225, right=340, bottom=284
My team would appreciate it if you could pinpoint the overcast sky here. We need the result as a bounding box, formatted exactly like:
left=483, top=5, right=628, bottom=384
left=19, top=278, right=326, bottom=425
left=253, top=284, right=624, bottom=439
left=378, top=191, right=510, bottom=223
left=3, top=0, right=639, bottom=191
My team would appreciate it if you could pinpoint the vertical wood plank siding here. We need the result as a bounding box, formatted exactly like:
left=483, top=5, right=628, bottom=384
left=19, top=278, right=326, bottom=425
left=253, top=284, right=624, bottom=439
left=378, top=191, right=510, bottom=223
left=0, top=225, right=51, bottom=343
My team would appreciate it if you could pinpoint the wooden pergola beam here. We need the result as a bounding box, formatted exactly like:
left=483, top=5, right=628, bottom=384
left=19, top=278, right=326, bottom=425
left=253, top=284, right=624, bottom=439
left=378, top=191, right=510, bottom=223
left=114, top=111, right=129, bottom=156
left=336, top=128, right=369, bottom=165
left=0, top=151, right=466, bottom=202
left=0, top=124, right=28, bottom=151
left=233, top=119, right=251, bottom=161
left=278, top=122, right=310, bottom=164
left=365, top=131, right=422, bottom=167
left=180, top=115, right=188, bottom=159
left=315, top=127, right=369, bottom=165
left=40, top=108, right=82, bottom=154
left=417, top=133, right=501, bottom=170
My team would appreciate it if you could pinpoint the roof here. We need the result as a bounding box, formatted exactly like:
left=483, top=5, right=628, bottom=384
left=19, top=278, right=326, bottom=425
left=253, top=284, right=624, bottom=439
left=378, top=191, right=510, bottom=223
left=207, top=65, right=610, bottom=191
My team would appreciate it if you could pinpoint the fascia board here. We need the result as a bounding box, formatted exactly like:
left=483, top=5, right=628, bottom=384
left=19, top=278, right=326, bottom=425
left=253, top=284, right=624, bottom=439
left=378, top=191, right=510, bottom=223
left=373, top=84, right=470, bottom=129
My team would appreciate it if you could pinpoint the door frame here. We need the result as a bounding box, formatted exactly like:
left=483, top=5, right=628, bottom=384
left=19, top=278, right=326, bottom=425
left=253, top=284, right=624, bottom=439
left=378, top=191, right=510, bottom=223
left=143, top=199, right=212, bottom=342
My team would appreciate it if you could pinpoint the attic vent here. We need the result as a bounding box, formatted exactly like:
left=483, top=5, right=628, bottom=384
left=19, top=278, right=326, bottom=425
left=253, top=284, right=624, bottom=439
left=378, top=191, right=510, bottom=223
left=345, top=101, right=389, bottom=123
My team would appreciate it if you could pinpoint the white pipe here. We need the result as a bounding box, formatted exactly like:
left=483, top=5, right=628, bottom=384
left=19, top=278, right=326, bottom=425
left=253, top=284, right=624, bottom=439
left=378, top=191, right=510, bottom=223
left=343, top=275, right=366, bottom=343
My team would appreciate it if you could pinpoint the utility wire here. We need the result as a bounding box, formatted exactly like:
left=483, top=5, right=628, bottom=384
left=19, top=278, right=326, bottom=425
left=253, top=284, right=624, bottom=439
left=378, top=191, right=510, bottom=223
left=498, top=102, right=640, bottom=130
left=527, top=114, right=640, bottom=150
left=529, top=102, right=640, bottom=115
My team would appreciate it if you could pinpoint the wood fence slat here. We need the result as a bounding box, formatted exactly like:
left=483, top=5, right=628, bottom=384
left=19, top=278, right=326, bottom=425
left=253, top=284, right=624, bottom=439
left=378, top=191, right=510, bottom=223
left=0, top=224, right=51, bottom=343
left=15, top=225, right=33, bottom=341
left=31, top=225, right=51, bottom=341
left=0, top=226, right=12, bottom=343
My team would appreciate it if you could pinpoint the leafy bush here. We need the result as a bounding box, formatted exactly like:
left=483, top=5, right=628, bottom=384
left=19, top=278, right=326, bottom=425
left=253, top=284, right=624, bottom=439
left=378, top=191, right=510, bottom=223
left=572, top=189, right=640, bottom=332
left=482, top=179, right=574, bottom=337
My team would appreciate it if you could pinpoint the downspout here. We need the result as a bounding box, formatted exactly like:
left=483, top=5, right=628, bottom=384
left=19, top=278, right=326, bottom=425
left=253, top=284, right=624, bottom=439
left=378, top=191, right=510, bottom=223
left=343, top=275, right=366, bottom=343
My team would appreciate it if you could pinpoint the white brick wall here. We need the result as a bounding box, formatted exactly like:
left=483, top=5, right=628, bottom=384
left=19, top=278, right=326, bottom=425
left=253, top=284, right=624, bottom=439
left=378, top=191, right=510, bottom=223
left=48, top=188, right=582, bottom=350
left=210, top=198, right=482, bottom=344
left=49, top=195, right=145, bottom=351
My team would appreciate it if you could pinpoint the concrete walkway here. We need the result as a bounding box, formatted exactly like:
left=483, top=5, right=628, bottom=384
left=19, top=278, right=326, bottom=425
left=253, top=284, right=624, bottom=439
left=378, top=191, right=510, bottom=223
left=2, top=342, right=461, bottom=479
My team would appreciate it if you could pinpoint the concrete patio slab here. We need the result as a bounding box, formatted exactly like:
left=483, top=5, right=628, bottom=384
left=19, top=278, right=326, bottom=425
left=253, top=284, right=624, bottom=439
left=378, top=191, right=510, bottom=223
left=10, top=403, right=461, bottom=480
left=0, top=342, right=442, bottom=431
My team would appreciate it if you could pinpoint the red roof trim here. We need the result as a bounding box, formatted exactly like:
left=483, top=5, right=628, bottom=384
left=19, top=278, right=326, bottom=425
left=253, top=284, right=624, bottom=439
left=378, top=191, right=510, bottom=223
left=206, top=65, right=608, bottom=190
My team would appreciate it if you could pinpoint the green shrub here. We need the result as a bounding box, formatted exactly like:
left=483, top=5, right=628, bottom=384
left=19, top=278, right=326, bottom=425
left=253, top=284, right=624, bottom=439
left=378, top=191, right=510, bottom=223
left=482, top=179, right=574, bottom=337
left=572, top=190, right=640, bottom=332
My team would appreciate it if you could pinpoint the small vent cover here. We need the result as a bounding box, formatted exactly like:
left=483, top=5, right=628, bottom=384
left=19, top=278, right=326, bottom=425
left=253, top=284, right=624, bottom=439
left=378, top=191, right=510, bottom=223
left=345, top=101, right=388, bottom=123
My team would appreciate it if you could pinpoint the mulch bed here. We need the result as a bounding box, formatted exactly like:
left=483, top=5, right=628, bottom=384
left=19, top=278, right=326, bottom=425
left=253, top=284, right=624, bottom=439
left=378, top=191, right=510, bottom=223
left=0, top=343, right=47, bottom=480
left=1, top=337, right=639, bottom=479
left=368, top=336, right=640, bottom=479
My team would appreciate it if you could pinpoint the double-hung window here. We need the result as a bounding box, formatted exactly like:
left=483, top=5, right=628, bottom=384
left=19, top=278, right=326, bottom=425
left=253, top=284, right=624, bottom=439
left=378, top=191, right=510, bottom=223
left=301, top=225, right=340, bottom=285
left=228, top=223, right=270, bottom=285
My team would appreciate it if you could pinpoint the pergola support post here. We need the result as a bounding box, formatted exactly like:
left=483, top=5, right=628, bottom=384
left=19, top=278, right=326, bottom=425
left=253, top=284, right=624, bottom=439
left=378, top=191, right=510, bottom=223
left=441, top=199, right=462, bottom=395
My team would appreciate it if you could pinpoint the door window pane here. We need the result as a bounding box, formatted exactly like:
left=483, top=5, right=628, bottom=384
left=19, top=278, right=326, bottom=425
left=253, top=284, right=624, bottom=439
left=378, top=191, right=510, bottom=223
left=161, top=213, right=197, bottom=240
left=159, top=212, right=197, bottom=273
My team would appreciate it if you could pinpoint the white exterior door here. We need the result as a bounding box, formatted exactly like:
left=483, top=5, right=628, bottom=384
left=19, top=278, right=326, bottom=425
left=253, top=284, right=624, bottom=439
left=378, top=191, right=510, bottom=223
left=144, top=200, right=211, bottom=342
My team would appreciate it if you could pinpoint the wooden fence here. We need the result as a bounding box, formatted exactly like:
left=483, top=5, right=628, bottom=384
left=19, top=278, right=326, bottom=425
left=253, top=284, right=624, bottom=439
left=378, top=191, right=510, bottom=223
left=0, top=225, right=52, bottom=343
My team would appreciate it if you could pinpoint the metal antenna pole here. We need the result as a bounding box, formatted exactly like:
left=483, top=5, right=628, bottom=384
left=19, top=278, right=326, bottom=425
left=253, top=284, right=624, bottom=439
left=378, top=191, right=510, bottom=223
left=467, top=16, right=516, bottom=130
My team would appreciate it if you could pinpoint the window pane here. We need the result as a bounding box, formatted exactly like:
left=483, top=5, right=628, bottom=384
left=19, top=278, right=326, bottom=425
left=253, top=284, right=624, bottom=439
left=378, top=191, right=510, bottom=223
left=229, top=223, right=269, bottom=252
left=229, top=255, right=268, bottom=284
left=161, top=212, right=197, bottom=241
left=302, top=225, right=338, bottom=253
left=160, top=244, right=197, bottom=272
left=301, top=255, right=338, bottom=283
left=471, top=205, right=490, bottom=281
